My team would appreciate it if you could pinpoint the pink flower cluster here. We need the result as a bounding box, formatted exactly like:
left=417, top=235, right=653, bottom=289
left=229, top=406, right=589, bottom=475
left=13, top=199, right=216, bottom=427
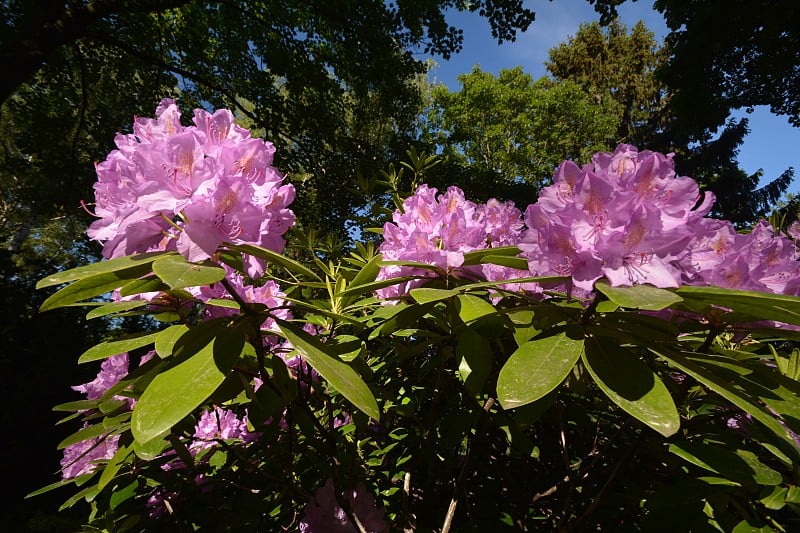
left=61, top=353, right=130, bottom=479
left=376, top=185, right=525, bottom=299
left=87, top=99, right=295, bottom=278
left=376, top=145, right=800, bottom=300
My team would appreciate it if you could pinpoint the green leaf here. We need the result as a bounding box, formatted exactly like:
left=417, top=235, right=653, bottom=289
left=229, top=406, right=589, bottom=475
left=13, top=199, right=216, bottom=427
left=456, top=294, right=497, bottom=323
left=131, top=325, right=245, bottom=444
left=226, top=243, right=322, bottom=281
left=456, top=327, right=492, bottom=395
left=40, top=270, right=149, bottom=312
left=583, top=337, right=679, bottom=437
left=669, top=442, right=782, bottom=486
left=86, top=300, right=150, bottom=320
left=152, top=255, right=226, bottom=289
left=410, top=287, right=459, bottom=304
left=497, top=332, right=584, bottom=409
left=78, top=330, right=162, bottom=364
left=118, top=275, right=170, bottom=297
left=277, top=319, right=380, bottom=420
left=98, top=444, right=129, bottom=490
left=336, top=276, right=420, bottom=299
left=595, top=279, right=683, bottom=310
left=58, top=423, right=111, bottom=450
left=676, top=285, right=800, bottom=325
left=652, top=347, right=800, bottom=462
left=478, top=254, right=530, bottom=270
left=132, top=435, right=169, bottom=461
left=155, top=324, right=190, bottom=358
left=36, top=251, right=172, bottom=289
left=462, top=246, right=522, bottom=265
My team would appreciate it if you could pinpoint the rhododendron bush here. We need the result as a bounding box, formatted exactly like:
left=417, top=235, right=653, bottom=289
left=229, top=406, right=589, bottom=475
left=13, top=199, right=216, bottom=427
left=34, top=101, right=800, bottom=531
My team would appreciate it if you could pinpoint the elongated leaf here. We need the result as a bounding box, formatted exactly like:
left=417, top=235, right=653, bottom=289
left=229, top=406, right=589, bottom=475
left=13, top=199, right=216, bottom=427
left=155, top=324, right=190, bottom=358
left=86, top=300, right=150, bottom=320
left=652, top=346, right=800, bottom=461
left=478, top=254, right=529, bottom=270
left=339, top=253, right=383, bottom=308
left=336, top=276, right=420, bottom=299
left=456, top=327, right=492, bottom=395
left=131, top=326, right=245, bottom=443
left=497, top=332, right=584, bottom=409
left=595, top=280, right=683, bottom=310
left=226, top=243, right=322, bottom=281
left=277, top=319, right=379, bottom=420
left=456, top=294, right=496, bottom=323
left=58, top=423, right=111, bottom=450
left=462, top=246, right=522, bottom=266
left=152, top=255, right=226, bottom=289
left=37, top=251, right=172, bottom=289
left=410, top=287, right=459, bottom=304
left=40, top=270, right=148, bottom=312
left=676, top=286, right=800, bottom=325
left=78, top=330, right=162, bottom=364
left=98, top=444, right=130, bottom=490
left=584, top=337, right=679, bottom=437
left=669, top=442, right=782, bottom=486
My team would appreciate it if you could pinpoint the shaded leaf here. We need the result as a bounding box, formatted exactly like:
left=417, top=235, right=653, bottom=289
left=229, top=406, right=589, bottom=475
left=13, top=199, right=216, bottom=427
left=584, top=337, right=679, bottom=436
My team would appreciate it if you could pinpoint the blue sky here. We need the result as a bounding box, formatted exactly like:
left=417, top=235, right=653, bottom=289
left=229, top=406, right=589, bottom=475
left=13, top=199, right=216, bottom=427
left=425, top=0, right=800, bottom=196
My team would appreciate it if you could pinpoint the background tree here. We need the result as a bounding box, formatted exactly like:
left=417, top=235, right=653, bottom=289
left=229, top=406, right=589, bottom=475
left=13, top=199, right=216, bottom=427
left=423, top=66, right=620, bottom=205
left=548, top=18, right=793, bottom=226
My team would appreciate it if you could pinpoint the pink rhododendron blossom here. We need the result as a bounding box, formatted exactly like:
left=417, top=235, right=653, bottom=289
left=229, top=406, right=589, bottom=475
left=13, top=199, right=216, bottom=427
left=86, top=99, right=295, bottom=271
left=299, top=478, right=389, bottom=533
left=61, top=430, right=120, bottom=479
left=72, top=353, right=129, bottom=400
left=376, top=185, right=525, bottom=300
left=191, top=406, right=258, bottom=453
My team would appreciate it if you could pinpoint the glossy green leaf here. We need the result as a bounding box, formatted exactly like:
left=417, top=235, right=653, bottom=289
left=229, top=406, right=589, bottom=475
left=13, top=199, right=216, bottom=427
left=336, top=276, right=420, bottom=299
left=132, top=435, right=169, bottom=461
left=462, top=246, right=522, bottom=265
left=456, top=294, right=497, bottom=323
left=410, top=287, right=459, bottom=304
left=652, top=346, right=800, bottom=462
left=497, top=332, right=584, bottom=409
left=58, top=423, right=111, bottom=450
left=277, top=319, right=379, bottom=420
left=85, top=300, right=150, bottom=320
left=155, top=324, right=190, bottom=358
left=40, top=270, right=149, bottom=312
left=131, top=326, right=245, bottom=444
left=78, top=331, right=162, bottom=364
left=595, top=279, right=683, bottom=310
left=478, top=254, right=529, bottom=270
left=151, top=255, right=226, bottom=289
left=583, top=337, right=679, bottom=436
left=669, top=442, right=781, bottom=486
left=456, top=327, right=492, bottom=395
left=36, top=251, right=171, bottom=289
left=226, top=243, right=322, bottom=281
left=118, top=275, right=170, bottom=297
left=676, top=285, right=800, bottom=325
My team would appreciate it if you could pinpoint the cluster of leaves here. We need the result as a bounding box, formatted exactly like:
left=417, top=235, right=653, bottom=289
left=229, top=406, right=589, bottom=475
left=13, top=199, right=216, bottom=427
left=34, top=226, right=800, bottom=531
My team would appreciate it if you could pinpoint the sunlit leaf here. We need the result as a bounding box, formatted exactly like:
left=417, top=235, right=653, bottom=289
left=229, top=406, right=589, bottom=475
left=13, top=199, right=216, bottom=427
left=36, top=251, right=171, bottom=289
left=131, top=325, right=245, bottom=444
left=78, top=331, right=162, bottom=364
left=595, top=279, right=683, bottom=310
left=497, top=331, right=584, bottom=409
left=277, top=319, right=379, bottom=420
left=152, top=255, right=226, bottom=289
